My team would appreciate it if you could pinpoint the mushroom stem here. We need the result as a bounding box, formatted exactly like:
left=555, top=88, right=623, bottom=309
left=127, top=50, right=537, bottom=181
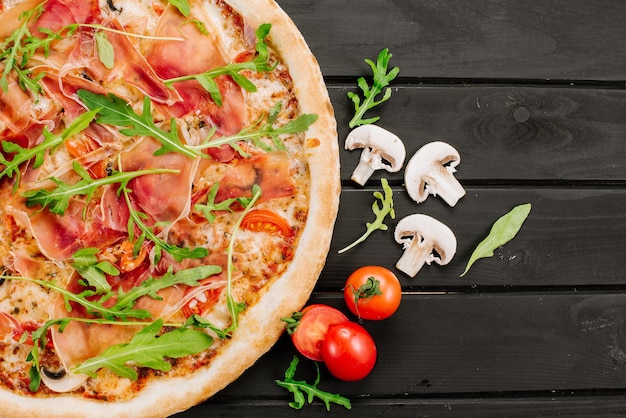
left=427, top=166, right=465, bottom=207
left=395, top=238, right=433, bottom=278
left=351, top=149, right=377, bottom=185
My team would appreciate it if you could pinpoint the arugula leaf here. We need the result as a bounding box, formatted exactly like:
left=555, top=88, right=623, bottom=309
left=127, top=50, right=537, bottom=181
left=121, top=186, right=209, bottom=263
left=0, top=5, right=43, bottom=93
left=72, top=247, right=120, bottom=294
left=275, top=356, right=352, bottom=411
left=217, top=184, right=262, bottom=334
left=168, top=0, right=191, bottom=17
left=115, top=265, right=221, bottom=309
left=183, top=314, right=230, bottom=340
left=72, top=319, right=213, bottom=379
left=193, top=102, right=317, bottom=157
left=11, top=276, right=152, bottom=321
left=95, top=31, right=114, bottom=69
left=195, top=182, right=242, bottom=223
left=7, top=265, right=219, bottom=322
left=460, top=203, right=532, bottom=277
left=338, top=177, right=395, bottom=253
left=0, top=108, right=99, bottom=192
left=164, top=24, right=275, bottom=106
left=22, top=161, right=179, bottom=215
left=347, top=48, right=400, bottom=128
left=76, top=90, right=202, bottom=159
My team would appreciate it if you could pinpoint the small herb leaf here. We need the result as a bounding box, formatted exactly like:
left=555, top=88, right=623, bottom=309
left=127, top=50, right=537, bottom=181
left=460, top=203, right=532, bottom=277
left=72, top=248, right=119, bottom=294
left=347, top=48, right=399, bottom=128
left=95, top=31, right=114, bottom=69
left=338, top=177, right=395, bottom=253
left=168, top=0, right=191, bottom=17
left=275, top=356, right=352, bottom=411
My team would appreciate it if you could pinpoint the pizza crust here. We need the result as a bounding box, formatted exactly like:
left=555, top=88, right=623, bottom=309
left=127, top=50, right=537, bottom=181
left=0, top=0, right=338, bottom=416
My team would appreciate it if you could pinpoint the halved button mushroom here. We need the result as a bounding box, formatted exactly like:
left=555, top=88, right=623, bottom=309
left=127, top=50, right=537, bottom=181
left=394, top=213, right=457, bottom=278
left=404, top=141, right=465, bottom=206
left=345, top=124, right=406, bottom=185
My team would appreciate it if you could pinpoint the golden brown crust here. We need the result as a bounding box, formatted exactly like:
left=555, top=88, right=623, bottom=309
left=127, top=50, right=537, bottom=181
left=0, top=0, right=338, bottom=416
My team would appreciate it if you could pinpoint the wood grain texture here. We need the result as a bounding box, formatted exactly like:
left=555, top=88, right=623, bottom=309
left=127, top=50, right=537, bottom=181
left=333, top=86, right=626, bottom=182
left=179, top=293, right=626, bottom=416
left=179, top=1, right=626, bottom=416
left=278, top=0, right=626, bottom=80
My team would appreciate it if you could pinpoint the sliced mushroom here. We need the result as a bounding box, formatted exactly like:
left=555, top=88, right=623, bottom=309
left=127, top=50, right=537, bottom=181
left=394, top=214, right=457, bottom=278
left=404, top=141, right=465, bottom=206
left=40, top=366, right=88, bottom=393
left=39, top=328, right=89, bottom=392
left=345, top=125, right=406, bottom=185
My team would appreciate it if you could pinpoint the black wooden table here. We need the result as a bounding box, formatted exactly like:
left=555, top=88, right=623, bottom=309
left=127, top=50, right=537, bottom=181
left=179, top=1, right=626, bottom=416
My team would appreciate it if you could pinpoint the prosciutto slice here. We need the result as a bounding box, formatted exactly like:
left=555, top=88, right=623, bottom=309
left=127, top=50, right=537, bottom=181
left=145, top=5, right=246, bottom=136
left=29, top=0, right=101, bottom=37
left=214, top=151, right=296, bottom=205
left=8, top=199, right=124, bottom=261
left=100, top=137, right=198, bottom=233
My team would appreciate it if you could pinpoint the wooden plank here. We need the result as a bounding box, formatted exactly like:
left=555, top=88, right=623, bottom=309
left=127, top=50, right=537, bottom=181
left=325, top=187, right=626, bottom=288
left=278, top=0, right=626, bottom=81
left=177, top=293, right=626, bottom=416
left=330, top=85, right=626, bottom=182
left=176, top=396, right=626, bottom=418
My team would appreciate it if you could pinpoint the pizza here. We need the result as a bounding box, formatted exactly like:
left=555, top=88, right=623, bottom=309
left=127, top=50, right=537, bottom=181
left=0, top=0, right=339, bottom=416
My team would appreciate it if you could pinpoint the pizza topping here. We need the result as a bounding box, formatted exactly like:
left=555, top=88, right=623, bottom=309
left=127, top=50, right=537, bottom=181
left=145, top=4, right=246, bottom=135
left=213, top=151, right=296, bottom=206
left=241, top=209, right=293, bottom=238
left=22, top=161, right=180, bottom=215
left=0, top=108, right=98, bottom=191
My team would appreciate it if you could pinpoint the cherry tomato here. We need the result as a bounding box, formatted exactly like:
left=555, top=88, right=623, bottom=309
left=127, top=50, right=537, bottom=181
left=289, top=304, right=349, bottom=361
left=343, top=266, right=401, bottom=320
left=241, top=209, right=293, bottom=237
left=321, top=322, right=377, bottom=381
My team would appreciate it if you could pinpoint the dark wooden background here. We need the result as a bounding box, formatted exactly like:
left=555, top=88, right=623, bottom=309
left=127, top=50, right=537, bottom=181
left=178, top=1, right=626, bottom=416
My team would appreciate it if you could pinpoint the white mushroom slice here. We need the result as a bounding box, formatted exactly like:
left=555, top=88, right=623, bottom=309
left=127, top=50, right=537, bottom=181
left=40, top=366, right=88, bottom=393
left=404, top=141, right=465, bottom=206
left=345, top=125, right=406, bottom=185
left=394, top=214, right=457, bottom=278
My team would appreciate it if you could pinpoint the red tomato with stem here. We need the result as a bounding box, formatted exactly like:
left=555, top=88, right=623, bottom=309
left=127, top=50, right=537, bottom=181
left=288, top=304, right=349, bottom=361
left=321, top=321, right=377, bottom=381
left=343, top=266, right=401, bottom=320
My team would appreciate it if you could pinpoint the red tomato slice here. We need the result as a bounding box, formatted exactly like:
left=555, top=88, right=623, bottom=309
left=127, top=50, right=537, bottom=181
left=182, top=288, right=223, bottom=317
left=322, top=321, right=377, bottom=381
left=290, top=304, right=349, bottom=361
left=241, top=209, right=293, bottom=237
left=343, top=266, right=402, bottom=320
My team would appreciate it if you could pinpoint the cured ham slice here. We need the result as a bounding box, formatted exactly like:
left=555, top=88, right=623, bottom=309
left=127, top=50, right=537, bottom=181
left=145, top=6, right=246, bottom=136
left=29, top=0, right=101, bottom=37
left=8, top=199, right=124, bottom=261
left=117, top=136, right=198, bottom=225
left=213, top=151, right=296, bottom=205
